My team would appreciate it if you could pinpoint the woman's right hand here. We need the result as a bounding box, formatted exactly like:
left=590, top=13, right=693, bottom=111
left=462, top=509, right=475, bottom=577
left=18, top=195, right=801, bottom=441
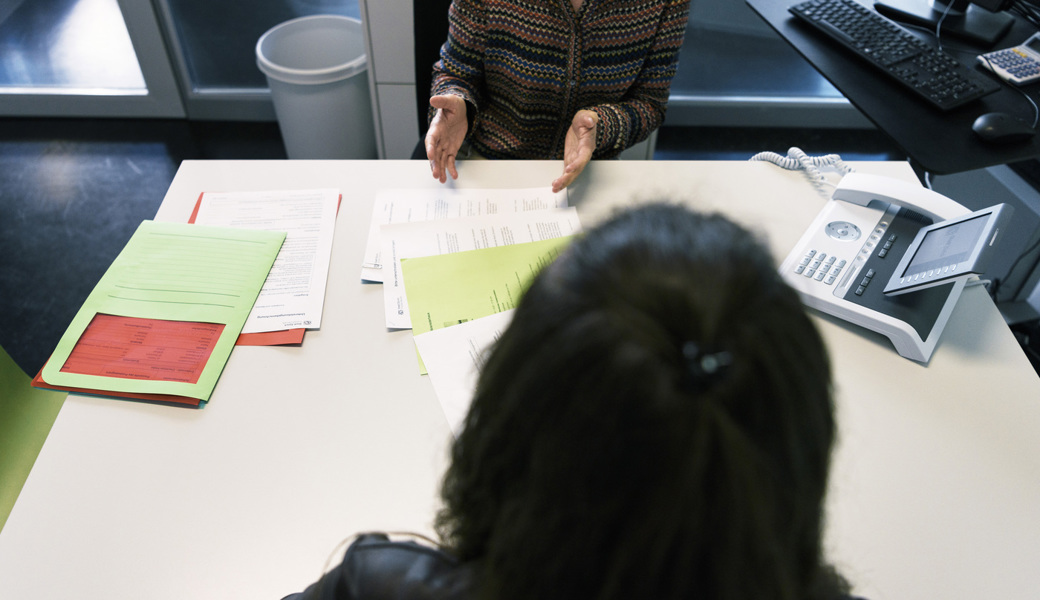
left=425, top=94, right=468, bottom=183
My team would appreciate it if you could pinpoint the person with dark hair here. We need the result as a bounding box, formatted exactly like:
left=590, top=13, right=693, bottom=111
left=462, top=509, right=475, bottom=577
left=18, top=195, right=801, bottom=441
left=285, top=203, right=855, bottom=600
left=424, top=0, right=691, bottom=193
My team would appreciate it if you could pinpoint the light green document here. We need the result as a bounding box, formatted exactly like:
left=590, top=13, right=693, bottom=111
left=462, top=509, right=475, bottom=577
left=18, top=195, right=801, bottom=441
left=402, top=236, right=574, bottom=337
left=40, top=220, right=285, bottom=400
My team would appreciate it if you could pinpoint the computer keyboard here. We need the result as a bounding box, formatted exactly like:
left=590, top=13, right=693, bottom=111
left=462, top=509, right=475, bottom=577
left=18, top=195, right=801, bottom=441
left=789, top=0, right=1000, bottom=110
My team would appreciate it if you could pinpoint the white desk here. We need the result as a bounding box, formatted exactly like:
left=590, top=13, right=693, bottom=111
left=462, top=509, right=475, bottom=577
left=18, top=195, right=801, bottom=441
left=2, top=160, right=1038, bottom=600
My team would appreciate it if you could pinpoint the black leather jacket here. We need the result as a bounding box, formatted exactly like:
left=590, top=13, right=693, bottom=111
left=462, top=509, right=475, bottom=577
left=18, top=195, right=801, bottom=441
left=284, top=532, right=867, bottom=600
left=283, top=534, right=475, bottom=600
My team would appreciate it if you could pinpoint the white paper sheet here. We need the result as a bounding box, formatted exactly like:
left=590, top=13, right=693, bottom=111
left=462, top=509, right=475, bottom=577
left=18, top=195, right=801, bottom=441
left=361, top=187, right=568, bottom=282
left=413, top=310, right=515, bottom=436
left=380, top=207, right=581, bottom=329
left=193, top=188, right=339, bottom=333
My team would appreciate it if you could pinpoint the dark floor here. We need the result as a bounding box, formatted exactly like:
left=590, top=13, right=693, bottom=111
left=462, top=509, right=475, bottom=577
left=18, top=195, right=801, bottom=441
left=653, top=125, right=906, bottom=161
left=2, top=118, right=1038, bottom=379
left=0, top=118, right=288, bottom=377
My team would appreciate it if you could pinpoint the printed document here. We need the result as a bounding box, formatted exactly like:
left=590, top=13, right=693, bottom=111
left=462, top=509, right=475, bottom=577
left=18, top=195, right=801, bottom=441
left=413, top=310, right=514, bottom=436
left=401, top=236, right=573, bottom=337
left=361, top=187, right=568, bottom=282
left=381, top=207, right=581, bottom=329
left=193, top=189, right=338, bottom=333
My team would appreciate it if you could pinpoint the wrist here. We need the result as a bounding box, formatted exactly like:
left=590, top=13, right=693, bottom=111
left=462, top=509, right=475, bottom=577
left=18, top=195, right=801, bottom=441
left=464, top=99, right=477, bottom=135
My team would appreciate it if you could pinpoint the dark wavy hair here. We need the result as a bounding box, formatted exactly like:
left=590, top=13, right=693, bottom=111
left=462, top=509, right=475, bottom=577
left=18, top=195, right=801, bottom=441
left=436, top=203, right=846, bottom=600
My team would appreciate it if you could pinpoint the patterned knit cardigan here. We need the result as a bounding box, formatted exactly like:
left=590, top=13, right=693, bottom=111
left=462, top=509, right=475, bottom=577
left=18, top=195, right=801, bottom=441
left=430, top=0, right=691, bottom=160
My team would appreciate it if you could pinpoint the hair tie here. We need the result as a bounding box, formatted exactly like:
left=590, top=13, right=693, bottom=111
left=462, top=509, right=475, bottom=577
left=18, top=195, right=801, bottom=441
left=682, top=341, right=733, bottom=392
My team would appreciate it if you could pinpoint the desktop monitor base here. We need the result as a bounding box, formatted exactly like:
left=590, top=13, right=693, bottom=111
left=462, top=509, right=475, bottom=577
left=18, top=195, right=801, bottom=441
left=874, top=0, right=1013, bottom=46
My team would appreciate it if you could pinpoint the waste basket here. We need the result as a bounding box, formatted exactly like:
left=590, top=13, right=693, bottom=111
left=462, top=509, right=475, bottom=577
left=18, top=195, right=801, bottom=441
left=256, top=15, right=378, bottom=159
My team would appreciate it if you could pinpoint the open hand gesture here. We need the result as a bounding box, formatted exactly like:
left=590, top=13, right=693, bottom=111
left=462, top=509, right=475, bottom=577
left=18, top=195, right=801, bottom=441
left=552, top=110, right=599, bottom=193
left=425, top=94, right=468, bottom=183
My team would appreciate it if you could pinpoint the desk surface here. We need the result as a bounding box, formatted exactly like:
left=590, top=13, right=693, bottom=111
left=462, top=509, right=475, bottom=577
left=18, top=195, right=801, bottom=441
left=748, top=0, right=1040, bottom=174
left=1, top=160, right=1038, bottom=600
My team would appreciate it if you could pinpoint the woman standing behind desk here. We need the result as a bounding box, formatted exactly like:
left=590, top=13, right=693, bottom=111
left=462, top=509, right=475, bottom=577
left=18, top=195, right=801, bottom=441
left=424, top=0, right=691, bottom=192
left=284, top=203, right=858, bottom=600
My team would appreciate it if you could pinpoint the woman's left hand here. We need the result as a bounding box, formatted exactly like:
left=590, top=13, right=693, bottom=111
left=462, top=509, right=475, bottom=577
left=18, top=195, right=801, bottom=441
left=552, top=110, right=599, bottom=193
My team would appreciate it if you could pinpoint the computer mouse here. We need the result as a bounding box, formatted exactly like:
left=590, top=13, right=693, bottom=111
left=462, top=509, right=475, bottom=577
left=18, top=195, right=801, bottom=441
left=972, top=112, right=1036, bottom=144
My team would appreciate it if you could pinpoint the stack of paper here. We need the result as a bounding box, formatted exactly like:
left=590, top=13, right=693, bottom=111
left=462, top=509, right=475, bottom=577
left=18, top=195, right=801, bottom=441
left=191, top=188, right=339, bottom=346
left=361, top=187, right=571, bottom=283
left=361, top=186, right=581, bottom=432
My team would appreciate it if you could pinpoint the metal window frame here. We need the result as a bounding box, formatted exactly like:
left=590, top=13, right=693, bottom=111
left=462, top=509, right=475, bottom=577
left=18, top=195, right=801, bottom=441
left=0, top=0, right=185, bottom=118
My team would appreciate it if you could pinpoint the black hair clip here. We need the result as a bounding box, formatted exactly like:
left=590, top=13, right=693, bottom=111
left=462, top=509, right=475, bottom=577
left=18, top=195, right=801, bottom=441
left=682, top=341, right=733, bottom=393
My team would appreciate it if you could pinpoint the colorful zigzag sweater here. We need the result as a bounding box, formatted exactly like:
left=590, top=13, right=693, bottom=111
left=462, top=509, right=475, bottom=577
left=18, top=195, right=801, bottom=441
left=430, top=0, right=691, bottom=160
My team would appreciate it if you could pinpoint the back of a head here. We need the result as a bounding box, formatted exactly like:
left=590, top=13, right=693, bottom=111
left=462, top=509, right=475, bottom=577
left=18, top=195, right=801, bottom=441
left=438, top=203, right=842, bottom=600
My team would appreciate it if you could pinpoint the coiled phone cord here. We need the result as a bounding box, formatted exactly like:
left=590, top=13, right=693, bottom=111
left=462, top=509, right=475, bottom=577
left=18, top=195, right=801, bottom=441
left=749, top=147, right=854, bottom=196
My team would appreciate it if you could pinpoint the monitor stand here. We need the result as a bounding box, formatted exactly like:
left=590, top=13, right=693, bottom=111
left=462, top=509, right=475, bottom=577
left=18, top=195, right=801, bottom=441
left=874, top=0, right=1013, bottom=46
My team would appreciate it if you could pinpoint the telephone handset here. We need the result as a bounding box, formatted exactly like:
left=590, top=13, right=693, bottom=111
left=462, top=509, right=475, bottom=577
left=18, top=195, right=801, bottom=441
left=780, top=173, right=1011, bottom=363
left=828, top=173, right=969, bottom=222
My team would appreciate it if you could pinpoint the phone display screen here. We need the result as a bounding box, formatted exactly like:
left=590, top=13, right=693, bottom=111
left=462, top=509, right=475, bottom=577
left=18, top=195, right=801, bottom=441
left=902, top=215, right=987, bottom=277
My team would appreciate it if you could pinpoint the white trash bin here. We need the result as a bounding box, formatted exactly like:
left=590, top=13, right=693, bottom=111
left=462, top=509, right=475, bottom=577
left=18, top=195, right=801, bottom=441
left=256, top=15, right=378, bottom=159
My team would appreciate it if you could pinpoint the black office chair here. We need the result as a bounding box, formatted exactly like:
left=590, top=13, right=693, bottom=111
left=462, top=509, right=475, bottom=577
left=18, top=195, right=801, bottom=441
left=412, top=0, right=454, bottom=159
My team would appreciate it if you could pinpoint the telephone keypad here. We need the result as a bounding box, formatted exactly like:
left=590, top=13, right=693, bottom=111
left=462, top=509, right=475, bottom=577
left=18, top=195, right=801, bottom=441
left=794, top=249, right=846, bottom=287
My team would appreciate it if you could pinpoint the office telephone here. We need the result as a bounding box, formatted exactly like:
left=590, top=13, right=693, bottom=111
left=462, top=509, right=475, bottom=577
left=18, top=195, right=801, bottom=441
left=780, top=173, right=1011, bottom=363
